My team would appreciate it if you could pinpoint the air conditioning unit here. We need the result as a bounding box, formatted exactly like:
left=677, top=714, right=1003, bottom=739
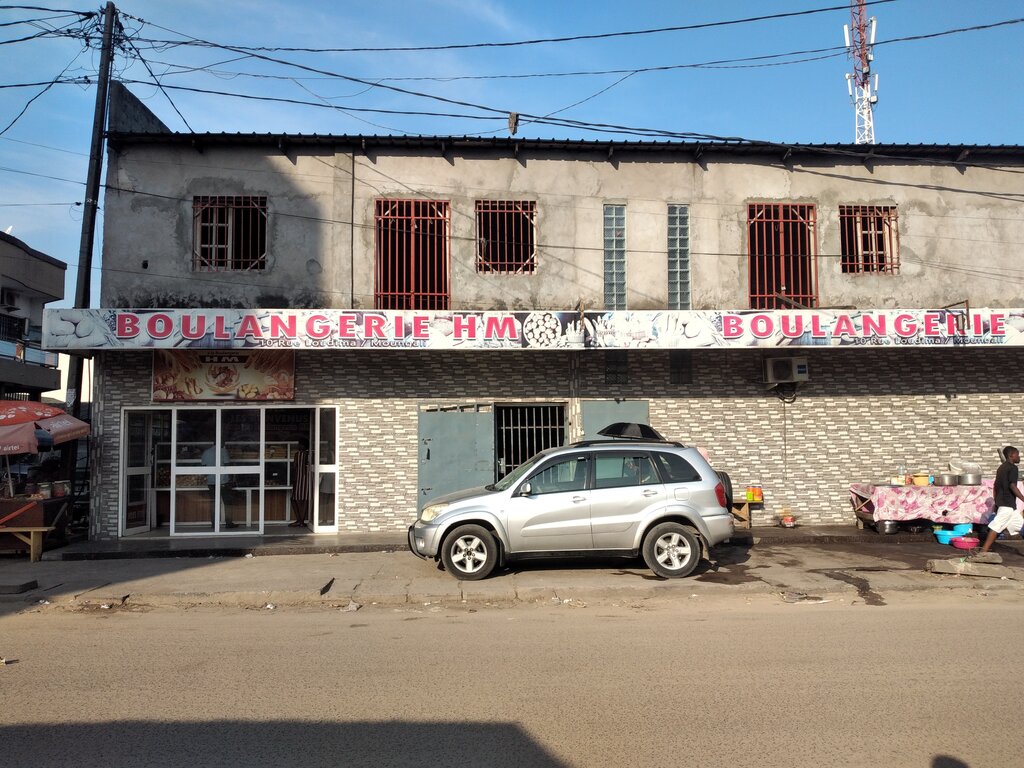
left=0, top=288, right=18, bottom=309
left=764, top=357, right=810, bottom=385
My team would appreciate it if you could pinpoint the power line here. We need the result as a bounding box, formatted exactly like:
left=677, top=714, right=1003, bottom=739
left=122, top=35, right=193, bottom=131
left=120, top=1, right=897, bottom=54
left=0, top=40, right=88, bottom=135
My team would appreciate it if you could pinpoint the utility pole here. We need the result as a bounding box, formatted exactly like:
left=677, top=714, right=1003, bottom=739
left=62, top=2, right=116, bottom=487
left=843, top=0, right=878, bottom=144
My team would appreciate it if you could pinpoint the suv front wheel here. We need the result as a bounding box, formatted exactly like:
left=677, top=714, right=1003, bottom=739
left=642, top=522, right=701, bottom=578
left=441, top=524, right=498, bottom=580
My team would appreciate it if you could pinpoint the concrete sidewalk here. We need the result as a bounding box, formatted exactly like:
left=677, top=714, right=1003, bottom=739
left=2, top=535, right=1022, bottom=612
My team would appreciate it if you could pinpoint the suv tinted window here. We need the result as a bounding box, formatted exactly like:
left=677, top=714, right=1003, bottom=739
left=595, top=454, right=660, bottom=488
left=528, top=456, right=589, bottom=495
left=653, top=452, right=702, bottom=483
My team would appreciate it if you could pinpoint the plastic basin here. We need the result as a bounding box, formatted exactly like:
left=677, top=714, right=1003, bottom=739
left=951, top=536, right=980, bottom=550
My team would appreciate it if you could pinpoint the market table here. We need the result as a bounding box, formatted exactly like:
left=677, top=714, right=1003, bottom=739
left=848, top=480, right=1020, bottom=525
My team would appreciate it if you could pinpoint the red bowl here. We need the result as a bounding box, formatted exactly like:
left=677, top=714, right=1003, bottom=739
left=951, top=536, right=980, bottom=550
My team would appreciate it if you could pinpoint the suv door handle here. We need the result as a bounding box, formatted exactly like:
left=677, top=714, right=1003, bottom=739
left=642, top=489, right=659, bottom=497
left=572, top=496, right=587, bottom=503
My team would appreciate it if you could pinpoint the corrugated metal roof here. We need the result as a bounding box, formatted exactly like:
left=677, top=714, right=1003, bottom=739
left=104, top=132, right=1024, bottom=161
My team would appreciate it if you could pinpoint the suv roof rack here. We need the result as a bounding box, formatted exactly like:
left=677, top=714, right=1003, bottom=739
left=570, top=438, right=685, bottom=448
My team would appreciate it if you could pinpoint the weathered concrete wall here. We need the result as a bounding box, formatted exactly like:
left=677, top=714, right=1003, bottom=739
left=101, top=145, right=354, bottom=309
left=92, top=346, right=1024, bottom=538
left=102, top=142, right=1024, bottom=312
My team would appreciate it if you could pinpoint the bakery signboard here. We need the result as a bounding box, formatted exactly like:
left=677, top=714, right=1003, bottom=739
left=152, top=350, right=295, bottom=402
left=43, top=307, right=1024, bottom=351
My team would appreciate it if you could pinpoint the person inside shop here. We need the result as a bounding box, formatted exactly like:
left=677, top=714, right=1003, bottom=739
left=202, top=440, right=237, bottom=529
left=289, top=437, right=311, bottom=527
left=980, top=445, right=1024, bottom=554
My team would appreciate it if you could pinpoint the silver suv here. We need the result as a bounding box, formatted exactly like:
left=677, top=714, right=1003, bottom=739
left=408, top=427, right=734, bottom=580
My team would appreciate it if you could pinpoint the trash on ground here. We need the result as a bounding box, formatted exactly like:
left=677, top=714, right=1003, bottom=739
left=781, top=591, right=831, bottom=604
left=340, top=600, right=361, bottom=612
left=245, top=553, right=254, bottom=559
left=37, top=599, right=49, bottom=605
left=264, top=603, right=275, bottom=610
left=100, top=604, right=111, bottom=610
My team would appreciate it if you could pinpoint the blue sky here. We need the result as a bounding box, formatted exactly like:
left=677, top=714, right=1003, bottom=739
left=2, top=0, right=1022, bottom=305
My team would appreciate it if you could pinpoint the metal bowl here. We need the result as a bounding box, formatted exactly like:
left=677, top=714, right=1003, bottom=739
left=876, top=520, right=900, bottom=535
left=934, top=473, right=959, bottom=486
left=959, top=473, right=982, bottom=486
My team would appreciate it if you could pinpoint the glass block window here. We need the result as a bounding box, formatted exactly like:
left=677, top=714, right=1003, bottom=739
left=603, top=204, right=626, bottom=310
left=667, top=204, right=691, bottom=310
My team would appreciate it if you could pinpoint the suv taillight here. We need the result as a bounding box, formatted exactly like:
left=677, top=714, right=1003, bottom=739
left=714, top=482, right=728, bottom=508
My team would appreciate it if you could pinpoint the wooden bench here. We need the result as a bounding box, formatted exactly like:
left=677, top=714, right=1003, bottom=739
left=0, top=526, right=55, bottom=562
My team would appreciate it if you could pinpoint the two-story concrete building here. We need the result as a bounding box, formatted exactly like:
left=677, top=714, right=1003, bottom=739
left=45, top=88, right=1024, bottom=542
left=0, top=231, right=63, bottom=398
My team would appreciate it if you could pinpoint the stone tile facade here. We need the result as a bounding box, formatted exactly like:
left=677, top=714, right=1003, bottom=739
left=92, top=346, right=1024, bottom=538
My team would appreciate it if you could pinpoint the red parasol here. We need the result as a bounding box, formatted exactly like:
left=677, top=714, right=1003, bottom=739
left=0, top=400, right=91, bottom=495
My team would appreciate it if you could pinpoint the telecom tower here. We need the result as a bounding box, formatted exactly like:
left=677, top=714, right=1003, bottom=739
left=843, top=0, right=878, bottom=144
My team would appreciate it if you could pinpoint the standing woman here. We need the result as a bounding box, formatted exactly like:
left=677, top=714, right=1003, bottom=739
left=289, top=437, right=311, bottom=527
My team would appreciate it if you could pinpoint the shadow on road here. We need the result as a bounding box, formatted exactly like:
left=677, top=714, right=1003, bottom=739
left=1, top=720, right=569, bottom=768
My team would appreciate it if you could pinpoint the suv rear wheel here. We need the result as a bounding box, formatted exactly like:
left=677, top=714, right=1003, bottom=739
left=642, top=522, right=701, bottom=578
left=441, top=524, right=498, bottom=580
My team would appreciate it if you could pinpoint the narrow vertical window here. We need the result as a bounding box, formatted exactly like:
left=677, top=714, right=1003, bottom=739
left=667, top=204, right=691, bottom=310
left=840, top=205, right=899, bottom=274
left=603, top=204, right=626, bottom=310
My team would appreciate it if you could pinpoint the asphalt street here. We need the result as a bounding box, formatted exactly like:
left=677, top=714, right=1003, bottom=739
left=1, top=592, right=1022, bottom=768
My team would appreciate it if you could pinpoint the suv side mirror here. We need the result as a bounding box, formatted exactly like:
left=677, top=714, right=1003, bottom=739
left=518, top=482, right=533, bottom=496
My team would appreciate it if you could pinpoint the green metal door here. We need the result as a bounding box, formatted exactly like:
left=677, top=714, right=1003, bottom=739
left=418, top=408, right=495, bottom=510
left=580, top=400, right=650, bottom=440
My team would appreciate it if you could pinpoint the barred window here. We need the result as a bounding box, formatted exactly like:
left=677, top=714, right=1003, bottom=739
left=840, top=205, right=899, bottom=274
left=667, top=204, right=691, bottom=310
left=603, top=204, right=626, bottom=310
left=605, top=351, right=629, bottom=385
left=476, top=200, right=536, bottom=273
left=669, top=350, right=693, bottom=386
left=193, top=196, right=267, bottom=272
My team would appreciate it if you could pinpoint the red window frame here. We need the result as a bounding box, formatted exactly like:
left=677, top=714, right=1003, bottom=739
left=747, top=203, right=819, bottom=309
left=840, top=205, right=900, bottom=274
left=374, top=199, right=451, bottom=310
left=475, top=200, right=536, bottom=273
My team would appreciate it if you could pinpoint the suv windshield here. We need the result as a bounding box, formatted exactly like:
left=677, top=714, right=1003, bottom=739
left=491, top=449, right=552, bottom=491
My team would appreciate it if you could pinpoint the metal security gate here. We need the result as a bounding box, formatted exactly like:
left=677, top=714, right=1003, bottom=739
left=495, top=405, right=566, bottom=480
left=375, top=199, right=450, bottom=309
left=418, top=407, right=494, bottom=510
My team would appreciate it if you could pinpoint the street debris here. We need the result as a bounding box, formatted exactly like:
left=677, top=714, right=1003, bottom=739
left=780, top=591, right=831, bottom=605
left=245, top=553, right=254, bottom=559
left=340, top=600, right=361, bottom=612
left=37, top=599, right=49, bottom=605
left=264, top=603, right=276, bottom=610
left=100, top=604, right=111, bottom=610
left=0, top=657, right=7, bottom=665
left=560, top=597, right=587, bottom=608
left=926, top=558, right=1022, bottom=580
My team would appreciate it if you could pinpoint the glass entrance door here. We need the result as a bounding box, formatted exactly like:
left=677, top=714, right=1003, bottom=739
left=311, top=406, right=339, bottom=533
left=123, top=412, right=153, bottom=535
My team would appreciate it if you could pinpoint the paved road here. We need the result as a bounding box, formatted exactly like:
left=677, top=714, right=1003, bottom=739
left=2, top=591, right=1022, bottom=767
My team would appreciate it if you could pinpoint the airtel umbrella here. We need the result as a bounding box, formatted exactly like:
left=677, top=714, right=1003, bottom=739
left=0, top=400, right=90, bottom=495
